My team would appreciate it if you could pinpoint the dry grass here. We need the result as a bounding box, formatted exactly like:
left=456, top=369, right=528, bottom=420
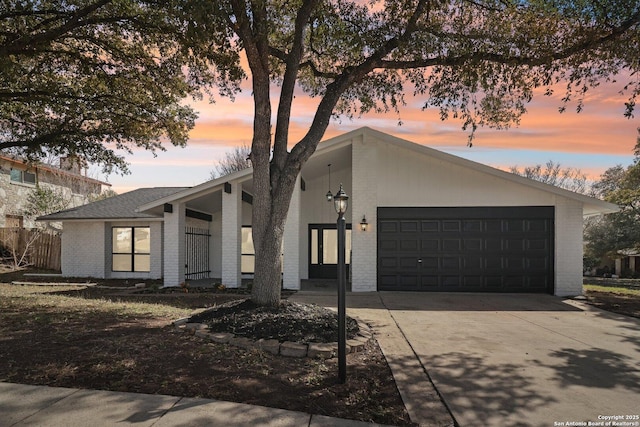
left=0, top=283, right=415, bottom=426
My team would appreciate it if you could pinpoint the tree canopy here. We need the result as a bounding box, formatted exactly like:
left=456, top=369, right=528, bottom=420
left=0, top=0, right=233, bottom=173
left=187, top=0, right=639, bottom=305
left=586, top=131, right=640, bottom=262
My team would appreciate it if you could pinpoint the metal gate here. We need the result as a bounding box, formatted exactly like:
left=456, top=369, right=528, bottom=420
left=185, top=227, right=210, bottom=280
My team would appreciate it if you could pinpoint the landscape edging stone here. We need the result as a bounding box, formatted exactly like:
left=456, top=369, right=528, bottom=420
left=172, top=317, right=374, bottom=359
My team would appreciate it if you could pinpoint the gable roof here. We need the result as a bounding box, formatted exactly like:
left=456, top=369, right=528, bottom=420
left=341, top=127, right=617, bottom=215
left=38, top=187, right=188, bottom=221
left=68, top=127, right=617, bottom=218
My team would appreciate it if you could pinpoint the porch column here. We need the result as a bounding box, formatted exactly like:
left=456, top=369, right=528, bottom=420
left=163, top=201, right=185, bottom=287
left=351, top=133, right=378, bottom=292
left=222, top=181, right=242, bottom=288
left=283, top=176, right=302, bottom=290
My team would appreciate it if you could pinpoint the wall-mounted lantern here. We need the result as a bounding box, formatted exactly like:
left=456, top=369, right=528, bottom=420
left=359, top=215, right=368, bottom=232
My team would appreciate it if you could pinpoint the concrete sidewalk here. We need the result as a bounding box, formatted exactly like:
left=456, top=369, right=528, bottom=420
left=0, top=382, right=389, bottom=427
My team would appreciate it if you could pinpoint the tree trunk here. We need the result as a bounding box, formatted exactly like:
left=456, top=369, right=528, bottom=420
left=251, top=223, right=285, bottom=306
left=250, top=164, right=299, bottom=307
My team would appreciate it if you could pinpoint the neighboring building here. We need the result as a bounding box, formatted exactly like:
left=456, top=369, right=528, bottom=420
left=39, top=128, right=618, bottom=295
left=0, top=155, right=109, bottom=228
left=614, top=250, right=640, bottom=278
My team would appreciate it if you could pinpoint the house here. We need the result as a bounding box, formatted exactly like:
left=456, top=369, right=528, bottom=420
left=0, top=154, right=109, bottom=228
left=38, top=128, right=617, bottom=295
left=614, top=250, right=640, bottom=278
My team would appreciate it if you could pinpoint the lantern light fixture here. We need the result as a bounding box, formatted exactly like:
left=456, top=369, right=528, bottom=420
left=360, top=215, right=368, bottom=231
left=333, top=183, right=349, bottom=215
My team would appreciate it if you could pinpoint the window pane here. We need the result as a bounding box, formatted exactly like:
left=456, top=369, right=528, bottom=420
left=134, top=228, right=150, bottom=253
left=10, top=169, right=21, bottom=182
left=113, top=228, right=132, bottom=253
left=241, top=255, right=255, bottom=273
left=323, top=229, right=337, bottom=264
left=241, top=227, right=254, bottom=254
left=311, top=229, right=318, bottom=265
left=346, top=230, right=352, bottom=264
left=134, top=254, right=150, bottom=272
left=23, top=171, right=36, bottom=185
left=113, top=254, right=132, bottom=271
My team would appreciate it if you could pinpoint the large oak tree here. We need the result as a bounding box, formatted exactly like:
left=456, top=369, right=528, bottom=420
left=183, top=0, right=639, bottom=306
left=3, top=1, right=639, bottom=306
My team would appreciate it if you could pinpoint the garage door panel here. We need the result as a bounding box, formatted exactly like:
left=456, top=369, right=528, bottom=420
left=399, top=275, right=419, bottom=287
left=380, top=257, right=398, bottom=268
left=400, top=239, right=419, bottom=251
left=527, top=257, right=548, bottom=270
left=507, top=219, right=525, bottom=232
left=378, top=207, right=554, bottom=293
left=463, top=276, right=483, bottom=287
left=420, top=276, right=440, bottom=287
left=379, top=221, right=398, bottom=233
left=400, top=221, right=419, bottom=233
left=463, top=239, right=482, bottom=251
left=379, top=239, right=398, bottom=251
left=421, top=239, right=439, bottom=251
left=441, top=256, right=460, bottom=269
left=399, top=257, right=419, bottom=269
left=421, top=257, right=439, bottom=270
left=463, top=256, right=483, bottom=269
left=485, top=238, right=502, bottom=251
left=443, top=239, right=461, bottom=251
left=527, top=219, right=549, bottom=232
left=506, top=239, right=526, bottom=250
left=442, top=221, right=461, bottom=232
left=485, top=220, right=503, bottom=232
left=421, top=221, right=439, bottom=232
left=527, top=239, right=548, bottom=251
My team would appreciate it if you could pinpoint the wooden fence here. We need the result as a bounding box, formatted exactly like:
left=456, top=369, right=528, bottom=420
left=0, top=228, right=61, bottom=271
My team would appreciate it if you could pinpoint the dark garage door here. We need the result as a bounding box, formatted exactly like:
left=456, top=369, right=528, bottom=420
left=378, top=207, right=554, bottom=293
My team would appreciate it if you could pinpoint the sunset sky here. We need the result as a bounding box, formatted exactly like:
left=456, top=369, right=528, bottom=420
left=104, top=80, right=639, bottom=194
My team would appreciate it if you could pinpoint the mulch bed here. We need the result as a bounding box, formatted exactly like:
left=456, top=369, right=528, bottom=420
left=188, top=299, right=360, bottom=343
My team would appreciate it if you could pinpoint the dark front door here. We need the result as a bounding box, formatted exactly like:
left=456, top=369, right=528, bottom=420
left=309, top=224, right=352, bottom=279
left=377, top=207, right=554, bottom=293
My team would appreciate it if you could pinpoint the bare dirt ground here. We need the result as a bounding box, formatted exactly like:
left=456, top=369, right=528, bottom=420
left=583, top=284, right=640, bottom=319
left=3, top=266, right=638, bottom=426
left=0, top=268, right=416, bottom=426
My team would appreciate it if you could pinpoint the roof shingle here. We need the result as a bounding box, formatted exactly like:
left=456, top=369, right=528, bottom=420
left=38, top=187, right=188, bottom=221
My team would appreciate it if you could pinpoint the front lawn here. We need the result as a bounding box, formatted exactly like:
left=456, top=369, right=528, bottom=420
left=0, top=281, right=414, bottom=426
left=583, top=283, right=640, bottom=318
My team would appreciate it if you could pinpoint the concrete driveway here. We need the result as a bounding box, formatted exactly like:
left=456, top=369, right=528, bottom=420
left=291, top=292, right=640, bottom=427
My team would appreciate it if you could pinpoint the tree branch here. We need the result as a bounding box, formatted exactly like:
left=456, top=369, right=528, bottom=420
left=272, top=0, right=319, bottom=185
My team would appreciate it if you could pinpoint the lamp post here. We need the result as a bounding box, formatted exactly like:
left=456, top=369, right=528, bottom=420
left=333, top=183, right=348, bottom=384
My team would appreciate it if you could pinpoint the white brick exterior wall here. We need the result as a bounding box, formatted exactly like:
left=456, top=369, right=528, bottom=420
left=163, top=203, right=185, bottom=286
left=61, top=221, right=106, bottom=277
left=351, top=133, right=378, bottom=292
left=222, top=182, right=241, bottom=288
left=554, top=198, right=584, bottom=296
left=283, top=177, right=302, bottom=289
